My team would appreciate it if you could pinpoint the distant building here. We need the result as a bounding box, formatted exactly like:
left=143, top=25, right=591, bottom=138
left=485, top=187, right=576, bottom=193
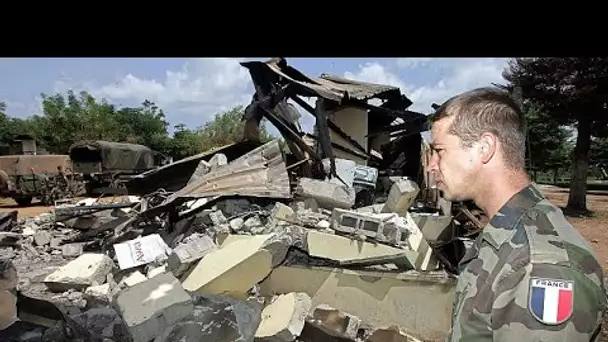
left=8, top=135, right=43, bottom=155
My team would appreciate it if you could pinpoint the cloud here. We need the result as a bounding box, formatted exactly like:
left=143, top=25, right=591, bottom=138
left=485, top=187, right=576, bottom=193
left=51, top=58, right=255, bottom=129
left=344, top=58, right=509, bottom=114
left=395, top=58, right=436, bottom=69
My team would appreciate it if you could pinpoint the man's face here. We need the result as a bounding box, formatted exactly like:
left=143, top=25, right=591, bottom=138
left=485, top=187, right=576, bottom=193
left=428, top=117, right=483, bottom=201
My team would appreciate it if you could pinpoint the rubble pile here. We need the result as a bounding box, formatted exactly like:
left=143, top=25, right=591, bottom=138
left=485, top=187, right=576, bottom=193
left=0, top=140, right=468, bottom=342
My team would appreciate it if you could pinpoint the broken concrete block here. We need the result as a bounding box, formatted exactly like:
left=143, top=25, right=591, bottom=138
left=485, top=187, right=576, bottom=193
left=244, top=215, right=263, bottom=230
left=71, top=307, right=131, bottom=341
left=296, top=178, right=355, bottom=210
left=290, top=198, right=319, bottom=213
left=33, top=231, right=51, bottom=246
left=229, top=217, right=245, bottom=231
left=0, top=232, right=20, bottom=246
left=310, top=304, right=361, bottom=340
left=147, top=265, right=167, bottom=279
left=0, top=290, right=17, bottom=330
left=270, top=202, right=296, bottom=227
left=255, top=292, right=312, bottom=341
left=330, top=209, right=409, bottom=246
left=62, top=243, right=84, bottom=257
left=113, top=233, right=172, bottom=270
left=181, top=234, right=274, bottom=298
left=84, top=283, right=112, bottom=306
left=260, top=265, right=456, bottom=342
left=167, top=234, right=216, bottom=277
left=356, top=204, right=384, bottom=214
left=317, top=220, right=331, bottom=230
left=306, top=230, right=415, bottom=267
left=21, top=227, right=36, bottom=237
left=50, top=238, right=62, bottom=249
left=113, top=272, right=193, bottom=342
left=205, top=210, right=227, bottom=226
left=399, top=213, right=439, bottom=271
left=44, top=253, right=114, bottom=292
left=381, top=178, right=420, bottom=215
left=121, top=271, right=147, bottom=288
left=411, top=214, right=453, bottom=243
left=154, top=292, right=261, bottom=342
left=0, top=260, right=17, bottom=291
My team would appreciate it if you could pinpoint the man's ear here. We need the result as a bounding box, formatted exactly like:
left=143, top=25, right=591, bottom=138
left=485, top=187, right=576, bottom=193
left=479, top=132, right=496, bottom=164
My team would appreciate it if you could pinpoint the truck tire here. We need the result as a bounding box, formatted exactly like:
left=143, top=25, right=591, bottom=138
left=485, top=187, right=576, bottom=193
left=0, top=170, right=8, bottom=190
left=14, top=196, right=33, bottom=207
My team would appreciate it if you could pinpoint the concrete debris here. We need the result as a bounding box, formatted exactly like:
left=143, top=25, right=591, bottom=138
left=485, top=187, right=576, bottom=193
left=296, top=178, right=356, bottom=210
left=0, top=128, right=483, bottom=341
left=44, top=253, right=114, bottom=292
left=255, top=292, right=312, bottom=341
left=381, top=178, right=420, bottom=216
left=309, top=304, right=362, bottom=340
left=181, top=234, right=275, bottom=298
left=155, top=292, right=262, bottom=342
left=113, top=272, right=194, bottom=342
left=167, top=233, right=216, bottom=278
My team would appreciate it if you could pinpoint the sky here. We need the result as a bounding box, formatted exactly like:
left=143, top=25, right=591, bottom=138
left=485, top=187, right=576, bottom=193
left=0, top=57, right=511, bottom=137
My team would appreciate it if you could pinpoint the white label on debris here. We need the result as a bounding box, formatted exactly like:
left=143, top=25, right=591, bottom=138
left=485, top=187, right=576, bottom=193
left=113, top=234, right=172, bottom=270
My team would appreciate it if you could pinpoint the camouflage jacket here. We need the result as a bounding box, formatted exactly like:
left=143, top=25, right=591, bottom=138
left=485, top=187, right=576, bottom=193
left=447, top=184, right=607, bottom=341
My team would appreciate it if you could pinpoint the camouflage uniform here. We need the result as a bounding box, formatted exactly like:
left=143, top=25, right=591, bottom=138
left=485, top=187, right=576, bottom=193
left=447, top=184, right=607, bottom=341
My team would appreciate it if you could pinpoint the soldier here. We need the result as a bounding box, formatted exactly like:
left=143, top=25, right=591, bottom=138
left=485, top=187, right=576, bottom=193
left=427, top=87, right=607, bottom=341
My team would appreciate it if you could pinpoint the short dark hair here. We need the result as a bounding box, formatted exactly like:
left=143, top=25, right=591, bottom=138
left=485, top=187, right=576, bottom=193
left=430, top=87, right=526, bottom=170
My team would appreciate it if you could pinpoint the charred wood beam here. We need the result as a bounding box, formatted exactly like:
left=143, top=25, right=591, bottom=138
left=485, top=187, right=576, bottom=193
left=250, top=84, right=292, bottom=110
left=312, top=98, right=336, bottom=176
left=291, top=95, right=371, bottom=159
left=258, top=105, right=321, bottom=162
left=348, top=99, right=426, bottom=121
left=304, top=134, right=372, bottom=161
left=245, top=67, right=313, bottom=176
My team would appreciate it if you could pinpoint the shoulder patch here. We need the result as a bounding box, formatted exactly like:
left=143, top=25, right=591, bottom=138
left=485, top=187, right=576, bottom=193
left=528, top=277, right=574, bottom=325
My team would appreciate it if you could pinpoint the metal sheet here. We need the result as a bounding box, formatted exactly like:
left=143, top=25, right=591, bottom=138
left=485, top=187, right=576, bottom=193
left=165, top=139, right=291, bottom=203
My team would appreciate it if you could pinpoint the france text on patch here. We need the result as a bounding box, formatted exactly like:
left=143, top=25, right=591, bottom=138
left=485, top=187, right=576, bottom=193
left=529, top=277, right=574, bottom=325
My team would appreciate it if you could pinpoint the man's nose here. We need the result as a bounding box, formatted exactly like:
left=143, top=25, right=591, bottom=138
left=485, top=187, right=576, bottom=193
left=427, top=152, right=439, bottom=172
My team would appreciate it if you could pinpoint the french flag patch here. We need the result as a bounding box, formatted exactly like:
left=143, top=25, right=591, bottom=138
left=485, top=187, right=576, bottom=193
left=529, top=277, right=574, bottom=325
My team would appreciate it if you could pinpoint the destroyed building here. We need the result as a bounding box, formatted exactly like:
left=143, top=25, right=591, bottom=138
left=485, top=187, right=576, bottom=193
left=0, top=58, right=485, bottom=342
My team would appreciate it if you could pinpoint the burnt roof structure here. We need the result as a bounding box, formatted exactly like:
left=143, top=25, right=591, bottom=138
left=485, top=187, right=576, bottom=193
left=239, top=57, right=430, bottom=179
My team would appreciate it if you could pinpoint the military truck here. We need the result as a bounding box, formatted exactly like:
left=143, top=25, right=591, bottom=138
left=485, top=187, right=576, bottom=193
left=68, top=140, right=164, bottom=196
left=0, top=136, right=82, bottom=206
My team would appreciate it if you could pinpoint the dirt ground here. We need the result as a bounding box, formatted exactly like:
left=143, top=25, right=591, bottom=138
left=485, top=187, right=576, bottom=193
left=541, top=186, right=608, bottom=342
left=0, top=188, right=606, bottom=340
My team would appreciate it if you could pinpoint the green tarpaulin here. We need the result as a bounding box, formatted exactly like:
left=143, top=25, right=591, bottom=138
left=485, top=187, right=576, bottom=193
left=69, top=140, right=155, bottom=172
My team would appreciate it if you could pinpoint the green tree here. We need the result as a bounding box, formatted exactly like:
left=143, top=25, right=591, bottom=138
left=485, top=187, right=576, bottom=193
left=524, top=102, right=573, bottom=183
left=501, top=58, right=608, bottom=211
left=0, top=102, right=35, bottom=153
left=198, top=106, right=273, bottom=151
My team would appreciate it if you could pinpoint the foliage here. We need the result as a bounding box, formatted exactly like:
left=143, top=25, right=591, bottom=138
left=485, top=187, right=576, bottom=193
left=523, top=102, right=573, bottom=173
left=501, top=58, right=608, bottom=211
left=0, top=91, right=277, bottom=160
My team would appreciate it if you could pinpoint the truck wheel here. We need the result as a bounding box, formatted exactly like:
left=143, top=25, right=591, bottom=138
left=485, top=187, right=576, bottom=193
left=14, top=196, right=33, bottom=207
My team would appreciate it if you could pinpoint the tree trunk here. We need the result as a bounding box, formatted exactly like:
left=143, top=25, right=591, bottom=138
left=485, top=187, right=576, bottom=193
left=533, top=170, right=538, bottom=182
left=553, top=168, right=558, bottom=185
left=567, top=118, right=591, bottom=211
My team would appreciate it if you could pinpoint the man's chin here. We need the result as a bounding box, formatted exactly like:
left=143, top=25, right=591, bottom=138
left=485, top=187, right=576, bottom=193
left=441, top=190, right=470, bottom=202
